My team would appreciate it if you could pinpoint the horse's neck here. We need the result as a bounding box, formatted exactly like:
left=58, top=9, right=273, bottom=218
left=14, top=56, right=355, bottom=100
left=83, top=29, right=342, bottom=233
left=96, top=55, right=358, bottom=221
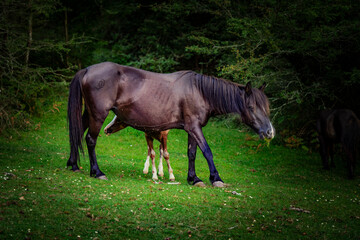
left=195, top=75, right=243, bottom=115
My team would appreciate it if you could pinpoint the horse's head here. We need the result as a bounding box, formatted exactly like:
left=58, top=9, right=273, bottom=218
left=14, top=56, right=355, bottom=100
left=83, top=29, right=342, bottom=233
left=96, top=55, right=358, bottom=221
left=104, top=115, right=126, bottom=135
left=242, top=82, right=275, bottom=140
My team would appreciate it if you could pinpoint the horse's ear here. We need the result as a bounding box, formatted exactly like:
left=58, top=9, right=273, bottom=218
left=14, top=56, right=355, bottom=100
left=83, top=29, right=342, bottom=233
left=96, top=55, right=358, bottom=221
left=259, top=82, right=266, bottom=92
left=245, top=82, right=252, bottom=96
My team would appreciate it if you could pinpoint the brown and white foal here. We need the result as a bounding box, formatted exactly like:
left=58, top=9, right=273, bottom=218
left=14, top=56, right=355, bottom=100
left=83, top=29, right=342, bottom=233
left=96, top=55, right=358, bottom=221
left=104, top=115, right=175, bottom=181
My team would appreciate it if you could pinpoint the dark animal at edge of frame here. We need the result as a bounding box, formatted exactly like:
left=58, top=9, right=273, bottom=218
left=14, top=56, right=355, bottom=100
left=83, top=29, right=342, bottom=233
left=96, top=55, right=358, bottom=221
left=317, top=109, right=360, bottom=178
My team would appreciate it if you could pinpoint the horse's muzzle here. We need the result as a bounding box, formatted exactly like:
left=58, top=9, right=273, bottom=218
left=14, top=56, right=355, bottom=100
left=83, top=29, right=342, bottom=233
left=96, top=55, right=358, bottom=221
left=104, top=127, right=112, bottom=135
left=260, top=124, right=275, bottom=140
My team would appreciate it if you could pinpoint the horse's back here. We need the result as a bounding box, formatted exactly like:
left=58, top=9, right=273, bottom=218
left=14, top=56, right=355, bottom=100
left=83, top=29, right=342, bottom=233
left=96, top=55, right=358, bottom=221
left=318, top=109, right=359, bottom=141
left=317, top=110, right=336, bottom=140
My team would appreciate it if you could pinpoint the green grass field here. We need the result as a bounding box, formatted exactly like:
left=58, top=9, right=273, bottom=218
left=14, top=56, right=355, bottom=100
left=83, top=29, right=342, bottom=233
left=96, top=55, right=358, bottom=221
left=1, top=102, right=359, bottom=239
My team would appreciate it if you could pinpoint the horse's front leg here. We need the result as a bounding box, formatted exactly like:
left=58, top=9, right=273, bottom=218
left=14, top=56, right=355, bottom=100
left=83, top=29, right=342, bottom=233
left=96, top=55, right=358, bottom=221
left=187, top=125, right=224, bottom=187
left=186, top=134, right=205, bottom=187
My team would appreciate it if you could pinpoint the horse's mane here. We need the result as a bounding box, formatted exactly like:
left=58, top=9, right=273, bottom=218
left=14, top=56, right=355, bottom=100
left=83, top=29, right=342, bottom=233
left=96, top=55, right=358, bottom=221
left=192, top=73, right=245, bottom=115
left=188, top=72, right=269, bottom=117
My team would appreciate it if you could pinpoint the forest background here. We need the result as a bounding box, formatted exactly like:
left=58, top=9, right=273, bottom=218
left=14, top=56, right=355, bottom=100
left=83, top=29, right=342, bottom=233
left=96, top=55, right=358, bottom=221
left=1, top=0, right=360, bottom=146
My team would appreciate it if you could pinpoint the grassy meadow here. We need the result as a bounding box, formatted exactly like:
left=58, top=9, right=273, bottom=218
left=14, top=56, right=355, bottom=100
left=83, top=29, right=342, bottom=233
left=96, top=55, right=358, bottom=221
left=0, top=101, right=359, bottom=239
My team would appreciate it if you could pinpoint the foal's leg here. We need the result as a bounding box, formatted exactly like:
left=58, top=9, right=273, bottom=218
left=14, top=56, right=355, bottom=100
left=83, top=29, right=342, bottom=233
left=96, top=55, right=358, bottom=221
left=143, top=135, right=151, bottom=174
left=86, top=113, right=108, bottom=179
left=158, top=144, right=164, bottom=178
left=186, top=125, right=224, bottom=187
left=161, top=133, right=175, bottom=181
left=145, top=134, right=158, bottom=181
left=67, top=109, right=89, bottom=171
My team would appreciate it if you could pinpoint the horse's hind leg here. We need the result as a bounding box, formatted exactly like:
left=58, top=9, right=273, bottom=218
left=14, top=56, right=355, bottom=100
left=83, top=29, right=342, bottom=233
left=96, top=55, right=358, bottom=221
left=86, top=112, right=108, bottom=179
left=343, top=144, right=355, bottom=179
left=318, top=135, right=330, bottom=170
left=329, top=142, right=335, bottom=168
left=67, top=109, right=89, bottom=171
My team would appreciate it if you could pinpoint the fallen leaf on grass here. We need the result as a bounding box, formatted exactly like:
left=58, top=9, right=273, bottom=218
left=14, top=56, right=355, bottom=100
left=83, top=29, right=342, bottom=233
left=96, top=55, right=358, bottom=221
left=232, top=191, right=242, bottom=196
left=247, top=227, right=254, bottom=233
left=19, top=196, right=25, bottom=201
left=289, top=206, right=310, bottom=213
left=78, top=207, right=91, bottom=211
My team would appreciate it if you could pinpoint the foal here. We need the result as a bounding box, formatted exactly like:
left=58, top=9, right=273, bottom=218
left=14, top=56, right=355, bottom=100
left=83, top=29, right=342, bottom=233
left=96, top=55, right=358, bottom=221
left=104, top=115, right=175, bottom=181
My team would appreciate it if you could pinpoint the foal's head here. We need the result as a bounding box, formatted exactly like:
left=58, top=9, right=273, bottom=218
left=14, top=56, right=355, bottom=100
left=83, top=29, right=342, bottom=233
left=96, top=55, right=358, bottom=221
left=242, top=82, right=275, bottom=140
left=104, top=115, right=126, bottom=135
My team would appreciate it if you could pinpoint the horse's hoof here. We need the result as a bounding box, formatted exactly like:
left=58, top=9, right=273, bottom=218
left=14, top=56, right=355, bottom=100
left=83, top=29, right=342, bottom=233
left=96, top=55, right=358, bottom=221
left=74, top=169, right=81, bottom=173
left=169, top=178, right=175, bottom=182
left=212, top=181, right=227, bottom=188
left=97, top=175, right=108, bottom=180
left=143, top=170, right=148, bottom=174
left=194, top=181, right=206, bottom=187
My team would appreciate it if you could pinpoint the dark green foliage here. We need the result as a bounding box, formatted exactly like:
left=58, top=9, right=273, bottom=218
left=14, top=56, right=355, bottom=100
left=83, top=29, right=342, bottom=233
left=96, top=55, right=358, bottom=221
left=1, top=0, right=360, bottom=142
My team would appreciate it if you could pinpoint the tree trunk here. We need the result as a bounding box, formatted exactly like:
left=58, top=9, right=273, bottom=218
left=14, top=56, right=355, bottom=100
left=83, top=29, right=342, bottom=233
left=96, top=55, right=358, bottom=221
left=25, top=0, right=33, bottom=68
left=64, top=7, right=69, bottom=67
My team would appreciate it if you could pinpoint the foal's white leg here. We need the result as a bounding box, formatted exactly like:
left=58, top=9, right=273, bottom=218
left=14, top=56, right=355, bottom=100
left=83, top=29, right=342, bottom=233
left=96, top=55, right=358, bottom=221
left=158, top=149, right=164, bottom=178
left=143, top=149, right=150, bottom=174
left=164, top=150, right=175, bottom=181
left=150, top=149, right=158, bottom=181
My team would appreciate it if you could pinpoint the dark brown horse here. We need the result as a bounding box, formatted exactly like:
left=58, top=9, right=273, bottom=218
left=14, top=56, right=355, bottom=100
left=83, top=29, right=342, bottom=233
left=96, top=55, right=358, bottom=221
left=104, top=115, right=174, bottom=181
left=317, top=109, right=360, bottom=178
left=67, top=62, right=275, bottom=187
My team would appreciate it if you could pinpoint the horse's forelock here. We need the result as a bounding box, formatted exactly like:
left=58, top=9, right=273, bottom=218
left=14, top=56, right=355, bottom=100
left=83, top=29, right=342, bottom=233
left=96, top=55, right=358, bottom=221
left=252, top=88, right=270, bottom=115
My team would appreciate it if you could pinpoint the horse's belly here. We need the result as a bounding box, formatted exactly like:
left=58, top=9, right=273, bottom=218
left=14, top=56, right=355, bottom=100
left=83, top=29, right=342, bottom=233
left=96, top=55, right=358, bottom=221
left=116, top=101, right=182, bottom=131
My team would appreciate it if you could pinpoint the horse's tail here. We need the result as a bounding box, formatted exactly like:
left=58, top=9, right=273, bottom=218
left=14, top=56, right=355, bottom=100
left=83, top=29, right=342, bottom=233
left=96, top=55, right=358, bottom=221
left=67, top=68, right=87, bottom=164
